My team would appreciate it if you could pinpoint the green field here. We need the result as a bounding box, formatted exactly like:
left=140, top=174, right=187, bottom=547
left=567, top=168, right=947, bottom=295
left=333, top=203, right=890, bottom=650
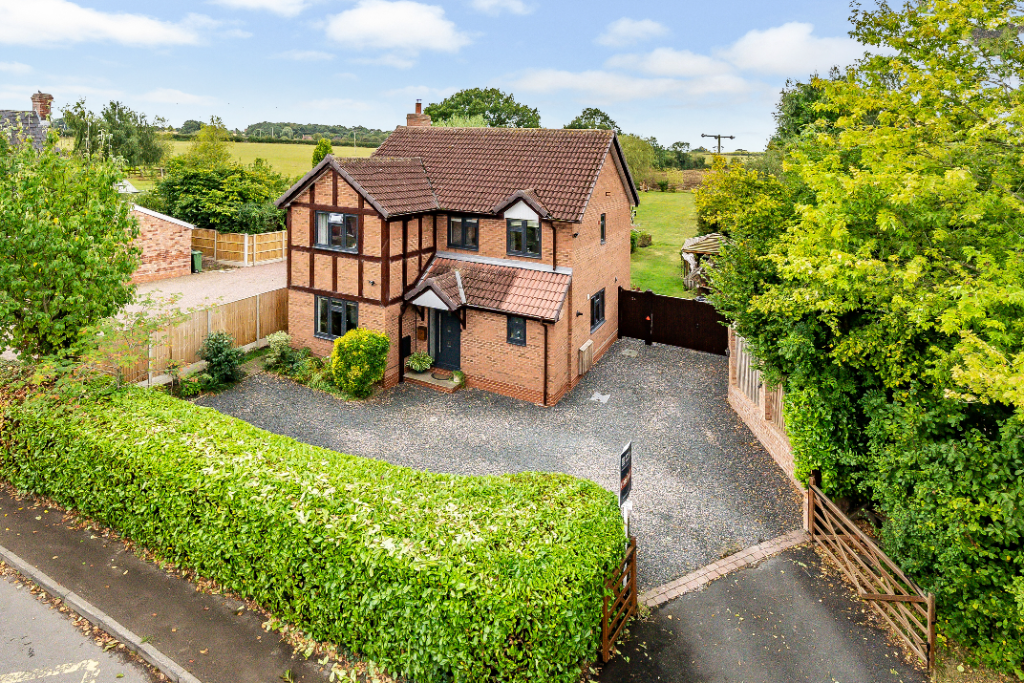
left=166, top=140, right=375, bottom=177
left=630, top=191, right=700, bottom=298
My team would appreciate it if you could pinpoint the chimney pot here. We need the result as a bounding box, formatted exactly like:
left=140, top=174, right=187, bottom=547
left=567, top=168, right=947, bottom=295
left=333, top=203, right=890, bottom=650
left=31, top=91, right=54, bottom=121
left=415, top=99, right=422, bottom=114
left=407, top=101, right=431, bottom=127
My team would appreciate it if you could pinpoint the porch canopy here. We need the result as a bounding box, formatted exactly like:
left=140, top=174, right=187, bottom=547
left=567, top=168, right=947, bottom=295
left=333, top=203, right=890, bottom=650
left=405, top=252, right=572, bottom=322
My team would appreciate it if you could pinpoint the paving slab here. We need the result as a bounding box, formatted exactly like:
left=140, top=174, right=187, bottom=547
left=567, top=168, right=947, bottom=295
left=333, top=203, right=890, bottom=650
left=197, top=338, right=804, bottom=589
left=598, top=545, right=929, bottom=683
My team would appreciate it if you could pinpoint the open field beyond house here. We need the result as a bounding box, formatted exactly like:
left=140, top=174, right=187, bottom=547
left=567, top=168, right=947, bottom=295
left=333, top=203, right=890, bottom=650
left=165, top=140, right=376, bottom=177
left=631, top=191, right=700, bottom=298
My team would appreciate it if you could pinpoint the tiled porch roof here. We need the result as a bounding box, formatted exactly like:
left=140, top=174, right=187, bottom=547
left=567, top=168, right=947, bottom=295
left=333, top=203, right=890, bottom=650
left=406, top=253, right=572, bottom=322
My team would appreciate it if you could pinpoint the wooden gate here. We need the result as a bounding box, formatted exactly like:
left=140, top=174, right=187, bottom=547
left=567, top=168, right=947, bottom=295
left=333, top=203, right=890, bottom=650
left=618, top=288, right=728, bottom=355
left=601, top=536, right=638, bottom=662
left=807, top=473, right=936, bottom=671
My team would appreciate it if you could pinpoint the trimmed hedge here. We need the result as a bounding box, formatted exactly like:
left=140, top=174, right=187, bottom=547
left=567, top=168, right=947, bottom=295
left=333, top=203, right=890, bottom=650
left=0, top=386, right=625, bottom=682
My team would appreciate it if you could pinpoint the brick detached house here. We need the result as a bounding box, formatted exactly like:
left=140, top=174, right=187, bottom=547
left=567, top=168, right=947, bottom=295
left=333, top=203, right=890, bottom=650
left=274, top=103, right=639, bottom=405
left=1, top=92, right=53, bottom=150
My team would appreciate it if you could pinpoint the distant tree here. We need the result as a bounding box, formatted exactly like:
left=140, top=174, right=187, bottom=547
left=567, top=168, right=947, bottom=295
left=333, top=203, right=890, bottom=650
left=0, top=132, right=139, bottom=357
left=312, top=138, right=333, bottom=166
left=425, top=88, right=540, bottom=128
left=618, top=134, right=657, bottom=188
left=772, top=67, right=843, bottom=143
left=180, top=117, right=232, bottom=168
left=432, top=114, right=489, bottom=128
left=564, top=108, right=620, bottom=132
left=61, top=100, right=168, bottom=166
left=280, top=126, right=294, bottom=140
left=179, top=119, right=203, bottom=135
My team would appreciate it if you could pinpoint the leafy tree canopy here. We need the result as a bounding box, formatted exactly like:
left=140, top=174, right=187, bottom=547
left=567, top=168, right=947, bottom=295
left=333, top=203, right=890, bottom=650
left=703, top=0, right=1024, bottom=670
left=0, top=132, right=139, bottom=357
left=244, top=121, right=390, bottom=146
left=178, top=116, right=232, bottom=168
left=61, top=99, right=168, bottom=167
left=432, top=114, right=489, bottom=128
left=618, top=134, right=657, bottom=187
left=179, top=119, right=203, bottom=135
left=312, top=138, right=333, bottom=166
left=424, top=88, right=540, bottom=128
left=564, top=108, right=620, bottom=132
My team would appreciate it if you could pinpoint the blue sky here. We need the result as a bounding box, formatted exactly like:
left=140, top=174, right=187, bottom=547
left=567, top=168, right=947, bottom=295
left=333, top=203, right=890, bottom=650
left=0, top=0, right=870, bottom=151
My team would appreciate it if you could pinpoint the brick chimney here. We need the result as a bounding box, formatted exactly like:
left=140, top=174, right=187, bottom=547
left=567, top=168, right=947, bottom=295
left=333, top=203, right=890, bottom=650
left=31, top=92, right=53, bottom=121
left=406, top=99, right=431, bottom=127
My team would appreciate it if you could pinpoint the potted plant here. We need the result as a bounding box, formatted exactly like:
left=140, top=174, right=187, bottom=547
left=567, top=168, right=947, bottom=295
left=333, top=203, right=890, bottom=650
left=405, top=352, right=434, bottom=373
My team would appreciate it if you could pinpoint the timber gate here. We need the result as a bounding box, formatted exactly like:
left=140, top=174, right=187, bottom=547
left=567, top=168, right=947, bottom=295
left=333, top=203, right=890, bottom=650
left=618, top=288, right=728, bottom=355
left=807, top=472, right=936, bottom=671
left=601, top=536, right=638, bottom=662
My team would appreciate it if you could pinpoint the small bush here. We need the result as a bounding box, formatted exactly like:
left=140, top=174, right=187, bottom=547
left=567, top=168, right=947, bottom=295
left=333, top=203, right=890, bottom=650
left=405, top=352, right=433, bottom=373
left=656, top=180, right=670, bottom=192
left=0, top=385, right=625, bottom=683
left=330, top=329, right=389, bottom=399
left=452, top=370, right=465, bottom=387
left=264, top=332, right=296, bottom=369
left=199, top=332, right=243, bottom=385
left=637, top=232, right=653, bottom=248
left=630, top=230, right=639, bottom=253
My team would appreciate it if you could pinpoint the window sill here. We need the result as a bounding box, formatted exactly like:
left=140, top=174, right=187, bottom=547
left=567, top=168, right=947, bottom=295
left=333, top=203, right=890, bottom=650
left=448, top=244, right=479, bottom=252
left=507, top=339, right=527, bottom=347
left=506, top=252, right=543, bottom=260
left=314, top=244, right=358, bottom=255
left=590, top=320, right=606, bottom=334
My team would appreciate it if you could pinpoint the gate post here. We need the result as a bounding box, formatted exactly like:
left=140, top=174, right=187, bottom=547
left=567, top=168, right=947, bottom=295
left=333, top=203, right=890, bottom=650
left=645, top=290, right=654, bottom=345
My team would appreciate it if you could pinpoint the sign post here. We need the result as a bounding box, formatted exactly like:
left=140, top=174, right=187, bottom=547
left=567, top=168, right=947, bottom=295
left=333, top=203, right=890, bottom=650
left=619, top=442, right=633, bottom=537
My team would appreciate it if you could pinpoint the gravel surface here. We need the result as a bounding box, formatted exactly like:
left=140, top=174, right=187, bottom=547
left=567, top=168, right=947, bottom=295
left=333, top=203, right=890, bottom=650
left=136, top=260, right=285, bottom=310
left=197, top=337, right=803, bottom=589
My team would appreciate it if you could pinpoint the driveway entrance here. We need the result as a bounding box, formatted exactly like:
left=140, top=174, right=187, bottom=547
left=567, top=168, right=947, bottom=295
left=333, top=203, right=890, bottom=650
left=197, top=337, right=803, bottom=589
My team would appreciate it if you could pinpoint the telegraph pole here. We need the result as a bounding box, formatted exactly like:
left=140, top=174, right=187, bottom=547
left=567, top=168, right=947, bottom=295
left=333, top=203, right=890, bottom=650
left=701, top=133, right=736, bottom=155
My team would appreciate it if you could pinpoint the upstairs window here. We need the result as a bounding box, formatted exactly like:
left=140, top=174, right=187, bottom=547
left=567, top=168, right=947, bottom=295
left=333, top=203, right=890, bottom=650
left=600, top=213, right=606, bottom=244
left=590, top=289, right=606, bottom=332
left=315, top=211, right=358, bottom=253
left=507, top=315, right=526, bottom=346
left=316, top=296, right=358, bottom=339
left=507, top=219, right=541, bottom=258
left=448, top=215, right=479, bottom=250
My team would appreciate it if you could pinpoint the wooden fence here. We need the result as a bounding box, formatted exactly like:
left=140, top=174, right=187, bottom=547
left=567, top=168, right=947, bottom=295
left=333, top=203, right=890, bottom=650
left=601, top=537, right=639, bottom=663
left=120, top=288, right=288, bottom=385
left=807, top=473, right=936, bottom=671
left=192, top=229, right=287, bottom=267
left=618, top=288, right=729, bottom=355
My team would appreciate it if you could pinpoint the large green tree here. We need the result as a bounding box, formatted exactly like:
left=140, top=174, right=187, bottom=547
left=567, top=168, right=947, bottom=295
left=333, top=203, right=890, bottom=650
left=704, top=0, right=1024, bottom=671
left=0, top=132, right=139, bottom=357
left=424, top=88, right=540, bottom=128
left=564, top=108, right=620, bottom=132
left=62, top=100, right=168, bottom=166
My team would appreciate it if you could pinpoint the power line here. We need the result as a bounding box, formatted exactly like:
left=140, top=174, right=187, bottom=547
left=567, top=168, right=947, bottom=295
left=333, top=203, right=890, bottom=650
left=701, top=133, right=736, bottom=155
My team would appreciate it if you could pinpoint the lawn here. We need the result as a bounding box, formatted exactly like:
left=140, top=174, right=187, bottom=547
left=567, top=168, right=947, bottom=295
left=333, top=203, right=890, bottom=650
left=630, top=191, right=700, bottom=298
left=166, top=140, right=375, bottom=178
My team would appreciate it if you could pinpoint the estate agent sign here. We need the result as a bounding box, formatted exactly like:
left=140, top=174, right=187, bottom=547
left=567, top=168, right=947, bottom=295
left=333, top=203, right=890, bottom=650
left=619, top=441, right=632, bottom=507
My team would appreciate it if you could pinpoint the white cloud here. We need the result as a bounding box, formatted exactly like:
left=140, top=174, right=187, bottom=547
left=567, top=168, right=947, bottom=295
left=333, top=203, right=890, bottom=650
left=508, top=69, right=682, bottom=103
left=469, top=0, right=530, bottom=16
left=0, top=0, right=207, bottom=46
left=385, top=84, right=457, bottom=99
left=353, top=54, right=417, bottom=69
left=596, top=18, right=669, bottom=47
left=211, top=0, right=309, bottom=17
left=0, top=61, right=32, bottom=75
left=141, top=88, right=215, bottom=105
left=325, top=0, right=470, bottom=67
left=277, top=49, right=334, bottom=61
left=721, top=22, right=865, bottom=76
left=606, top=48, right=732, bottom=78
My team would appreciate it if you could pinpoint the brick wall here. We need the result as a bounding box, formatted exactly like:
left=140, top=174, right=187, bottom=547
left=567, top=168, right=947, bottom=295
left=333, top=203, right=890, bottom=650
left=131, top=208, right=192, bottom=284
left=461, top=310, right=546, bottom=404
left=440, top=215, right=558, bottom=268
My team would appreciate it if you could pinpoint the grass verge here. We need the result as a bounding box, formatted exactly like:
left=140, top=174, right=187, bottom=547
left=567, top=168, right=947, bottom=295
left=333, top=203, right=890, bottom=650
left=630, top=191, right=700, bottom=298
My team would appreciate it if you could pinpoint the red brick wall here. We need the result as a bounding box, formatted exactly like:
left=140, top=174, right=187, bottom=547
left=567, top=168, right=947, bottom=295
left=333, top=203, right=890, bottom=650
left=131, top=208, right=192, bottom=284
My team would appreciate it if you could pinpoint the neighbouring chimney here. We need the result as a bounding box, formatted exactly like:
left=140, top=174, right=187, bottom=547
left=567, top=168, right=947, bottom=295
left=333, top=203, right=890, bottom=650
left=31, top=92, right=53, bottom=121
left=407, top=99, right=431, bottom=127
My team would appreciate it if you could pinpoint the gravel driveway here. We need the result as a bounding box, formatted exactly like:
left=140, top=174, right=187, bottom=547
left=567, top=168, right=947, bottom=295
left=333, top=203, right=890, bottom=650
left=197, top=337, right=803, bottom=589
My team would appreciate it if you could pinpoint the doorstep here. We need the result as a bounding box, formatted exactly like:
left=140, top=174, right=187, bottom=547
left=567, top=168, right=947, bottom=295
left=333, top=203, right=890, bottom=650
left=404, top=370, right=460, bottom=394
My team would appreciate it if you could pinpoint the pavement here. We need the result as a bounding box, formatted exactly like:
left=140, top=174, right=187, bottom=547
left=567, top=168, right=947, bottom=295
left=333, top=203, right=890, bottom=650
left=0, top=573, right=155, bottom=683
left=135, top=260, right=285, bottom=311
left=597, top=545, right=929, bottom=683
left=0, top=490, right=333, bottom=683
left=196, top=337, right=804, bottom=589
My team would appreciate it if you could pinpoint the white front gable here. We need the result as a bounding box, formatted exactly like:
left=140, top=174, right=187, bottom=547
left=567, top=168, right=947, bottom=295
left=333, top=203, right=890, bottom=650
left=503, top=200, right=539, bottom=221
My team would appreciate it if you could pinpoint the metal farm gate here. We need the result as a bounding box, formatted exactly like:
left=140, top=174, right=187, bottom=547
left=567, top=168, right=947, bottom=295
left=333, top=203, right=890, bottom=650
left=618, top=288, right=728, bottom=355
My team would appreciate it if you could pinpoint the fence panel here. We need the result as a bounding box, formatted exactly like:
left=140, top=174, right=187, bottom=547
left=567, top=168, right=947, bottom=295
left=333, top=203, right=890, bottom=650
left=191, top=228, right=217, bottom=259
left=215, top=233, right=246, bottom=264
left=258, top=288, right=289, bottom=338
left=210, top=296, right=259, bottom=346
left=601, top=537, right=638, bottom=663
left=169, top=310, right=210, bottom=369
left=808, top=478, right=935, bottom=671
left=253, top=231, right=287, bottom=264
left=734, top=336, right=761, bottom=405
left=765, top=385, right=785, bottom=431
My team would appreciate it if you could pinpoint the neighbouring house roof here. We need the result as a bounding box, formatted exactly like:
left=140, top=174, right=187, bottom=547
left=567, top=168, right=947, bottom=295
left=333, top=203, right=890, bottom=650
left=132, top=204, right=197, bottom=230
left=116, top=180, right=141, bottom=194
left=0, top=110, right=46, bottom=151
left=374, top=126, right=639, bottom=222
left=406, top=251, right=572, bottom=322
left=680, top=232, right=724, bottom=256
left=275, top=155, right=439, bottom=217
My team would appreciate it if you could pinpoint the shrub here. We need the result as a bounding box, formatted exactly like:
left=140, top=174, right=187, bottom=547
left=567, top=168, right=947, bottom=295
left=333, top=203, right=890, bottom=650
left=264, top=332, right=296, bottom=369
left=0, top=386, right=625, bottom=683
left=637, top=232, right=653, bottom=248
left=452, top=370, right=465, bottom=387
left=656, top=180, right=670, bottom=192
left=405, top=352, right=433, bottom=373
left=630, top=230, right=639, bottom=253
left=199, top=332, right=243, bottom=386
left=330, top=329, right=389, bottom=399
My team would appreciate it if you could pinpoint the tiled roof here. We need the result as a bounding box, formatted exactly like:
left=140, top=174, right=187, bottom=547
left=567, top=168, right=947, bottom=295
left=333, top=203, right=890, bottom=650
left=408, top=254, right=571, bottom=321
left=334, top=156, right=438, bottom=216
left=375, top=126, right=637, bottom=222
left=0, top=110, right=46, bottom=151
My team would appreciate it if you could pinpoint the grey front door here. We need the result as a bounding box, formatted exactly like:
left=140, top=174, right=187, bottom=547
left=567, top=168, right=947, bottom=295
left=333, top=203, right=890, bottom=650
left=435, top=310, right=461, bottom=371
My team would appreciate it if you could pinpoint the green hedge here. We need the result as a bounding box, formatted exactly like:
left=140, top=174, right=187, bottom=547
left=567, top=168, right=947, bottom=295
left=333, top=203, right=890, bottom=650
left=0, top=386, right=625, bottom=682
